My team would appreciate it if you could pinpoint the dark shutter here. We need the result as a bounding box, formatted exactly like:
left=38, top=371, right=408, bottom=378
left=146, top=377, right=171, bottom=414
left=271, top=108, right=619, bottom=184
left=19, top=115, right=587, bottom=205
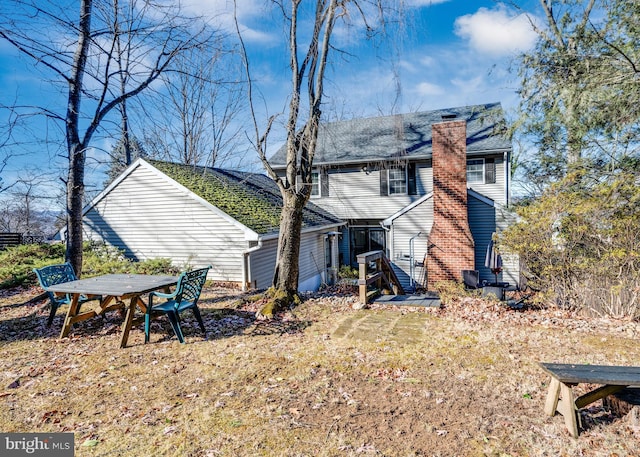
left=379, top=165, right=388, bottom=196
left=485, top=158, right=496, bottom=184
left=407, top=163, right=417, bottom=195
left=321, top=168, right=329, bottom=197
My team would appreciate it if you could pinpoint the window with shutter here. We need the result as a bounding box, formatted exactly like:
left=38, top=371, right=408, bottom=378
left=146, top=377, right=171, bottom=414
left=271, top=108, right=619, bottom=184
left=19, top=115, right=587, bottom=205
left=380, top=164, right=413, bottom=195
left=466, top=159, right=484, bottom=184
left=388, top=167, right=406, bottom=194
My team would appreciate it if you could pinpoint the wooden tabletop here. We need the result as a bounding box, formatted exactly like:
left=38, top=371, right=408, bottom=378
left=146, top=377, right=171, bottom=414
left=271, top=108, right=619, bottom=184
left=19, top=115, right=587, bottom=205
left=540, top=362, right=640, bottom=385
left=46, top=274, right=178, bottom=297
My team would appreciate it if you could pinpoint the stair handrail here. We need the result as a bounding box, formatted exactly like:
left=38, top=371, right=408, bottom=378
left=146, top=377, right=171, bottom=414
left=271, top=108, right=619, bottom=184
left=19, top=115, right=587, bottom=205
left=356, top=250, right=405, bottom=306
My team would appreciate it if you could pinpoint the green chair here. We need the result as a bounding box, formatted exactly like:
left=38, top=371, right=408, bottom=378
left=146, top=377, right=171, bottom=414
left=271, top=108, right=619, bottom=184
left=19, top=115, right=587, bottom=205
left=33, top=263, right=101, bottom=327
left=144, top=266, right=211, bottom=344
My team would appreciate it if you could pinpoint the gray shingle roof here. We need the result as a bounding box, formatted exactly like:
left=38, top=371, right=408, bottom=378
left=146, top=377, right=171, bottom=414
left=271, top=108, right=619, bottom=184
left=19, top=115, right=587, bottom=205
left=150, top=160, right=343, bottom=236
left=269, top=102, right=510, bottom=167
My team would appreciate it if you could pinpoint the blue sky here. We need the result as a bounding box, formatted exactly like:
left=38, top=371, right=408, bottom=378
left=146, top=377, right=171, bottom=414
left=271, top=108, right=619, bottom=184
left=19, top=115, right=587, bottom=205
left=0, top=0, right=541, bottom=205
left=190, top=0, right=540, bottom=117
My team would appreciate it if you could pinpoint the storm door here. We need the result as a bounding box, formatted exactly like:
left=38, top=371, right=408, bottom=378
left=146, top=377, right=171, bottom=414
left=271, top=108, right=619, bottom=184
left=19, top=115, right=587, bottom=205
left=350, top=227, right=386, bottom=266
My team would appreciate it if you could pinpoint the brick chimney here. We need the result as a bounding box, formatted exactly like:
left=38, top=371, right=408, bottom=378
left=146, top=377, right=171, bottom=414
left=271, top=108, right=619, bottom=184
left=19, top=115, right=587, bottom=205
left=426, top=119, right=475, bottom=288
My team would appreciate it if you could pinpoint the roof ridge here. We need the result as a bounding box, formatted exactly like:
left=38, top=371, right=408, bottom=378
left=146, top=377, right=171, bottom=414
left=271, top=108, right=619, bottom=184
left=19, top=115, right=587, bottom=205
left=320, top=102, right=502, bottom=127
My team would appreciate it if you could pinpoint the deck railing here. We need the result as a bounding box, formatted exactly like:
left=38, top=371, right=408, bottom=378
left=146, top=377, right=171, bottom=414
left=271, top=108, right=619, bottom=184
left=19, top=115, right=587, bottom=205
left=356, top=250, right=405, bottom=306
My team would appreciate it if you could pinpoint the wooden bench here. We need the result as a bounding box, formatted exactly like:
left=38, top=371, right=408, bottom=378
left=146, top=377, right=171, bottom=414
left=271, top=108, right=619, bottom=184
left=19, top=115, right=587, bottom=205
left=540, top=362, right=640, bottom=437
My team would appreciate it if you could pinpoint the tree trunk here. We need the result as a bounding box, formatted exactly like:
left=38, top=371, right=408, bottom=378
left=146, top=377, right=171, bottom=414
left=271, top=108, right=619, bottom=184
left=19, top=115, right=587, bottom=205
left=65, top=0, right=92, bottom=276
left=66, top=142, right=85, bottom=276
left=274, top=193, right=305, bottom=292
left=259, top=190, right=306, bottom=318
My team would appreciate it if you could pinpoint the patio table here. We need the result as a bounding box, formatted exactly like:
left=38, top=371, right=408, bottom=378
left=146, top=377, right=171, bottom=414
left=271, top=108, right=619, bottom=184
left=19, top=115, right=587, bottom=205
left=45, top=274, right=178, bottom=348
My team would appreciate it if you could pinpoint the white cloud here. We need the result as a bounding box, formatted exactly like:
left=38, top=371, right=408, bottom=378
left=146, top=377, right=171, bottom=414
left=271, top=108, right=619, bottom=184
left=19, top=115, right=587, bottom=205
left=416, top=81, right=445, bottom=96
left=454, top=4, right=537, bottom=57
left=181, top=0, right=279, bottom=45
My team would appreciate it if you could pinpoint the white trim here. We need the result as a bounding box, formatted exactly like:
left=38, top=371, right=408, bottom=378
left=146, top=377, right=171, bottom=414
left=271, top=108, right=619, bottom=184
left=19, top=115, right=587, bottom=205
left=242, top=238, right=264, bottom=292
left=387, top=166, right=408, bottom=195
left=382, top=192, right=433, bottom=226
left=382, top=189, right=504, bottom=228
left=79, top=158, right=260, bottom=242
left=466, top=158, right=485, bottom=184
left=310, top=169, right=320, bottom=198
left=504, top=150, right=510, bottom=205
left=467, top=188, right=495, bottom=207
left=271, top=148, right=512, bottom=169
left=258, top=222, right=345, bottom=242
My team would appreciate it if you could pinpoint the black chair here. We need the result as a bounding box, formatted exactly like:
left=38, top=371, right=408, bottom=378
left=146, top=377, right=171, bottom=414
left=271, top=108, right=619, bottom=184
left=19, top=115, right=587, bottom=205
left=462, top=270, right=480, bottom=290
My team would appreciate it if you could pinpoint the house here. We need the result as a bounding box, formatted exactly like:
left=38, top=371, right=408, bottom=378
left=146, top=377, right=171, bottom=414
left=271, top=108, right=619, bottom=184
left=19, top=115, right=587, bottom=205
left=75, top=159, right=344, bottom=291
left=269, top=102, right=519, bottom=290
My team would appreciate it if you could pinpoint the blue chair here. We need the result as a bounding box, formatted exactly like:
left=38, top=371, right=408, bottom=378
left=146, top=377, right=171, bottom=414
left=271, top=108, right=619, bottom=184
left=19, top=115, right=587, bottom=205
left=33, top=263, right=101, bottom=327
left=145, top=266, right=211, bottom=344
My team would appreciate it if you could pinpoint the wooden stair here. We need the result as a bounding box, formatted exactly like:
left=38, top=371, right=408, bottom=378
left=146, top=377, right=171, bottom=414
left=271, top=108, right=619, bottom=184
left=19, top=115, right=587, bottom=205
left=357, top=250, right=405, bottom=306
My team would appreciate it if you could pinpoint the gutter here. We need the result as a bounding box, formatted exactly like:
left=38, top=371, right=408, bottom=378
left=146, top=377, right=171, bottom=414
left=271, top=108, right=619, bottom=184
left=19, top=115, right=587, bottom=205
left=242, top=238, right=263, bottom=292
left=270, top=148, right=512, bottom=170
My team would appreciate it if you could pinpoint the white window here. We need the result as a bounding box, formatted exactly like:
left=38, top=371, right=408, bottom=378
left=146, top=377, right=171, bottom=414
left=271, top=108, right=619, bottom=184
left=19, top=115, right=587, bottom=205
left=310, top=171, right=320, bottom=197
left=388, top=167, right=407, bottom=194
left=467, top=159, right=484, bottom=184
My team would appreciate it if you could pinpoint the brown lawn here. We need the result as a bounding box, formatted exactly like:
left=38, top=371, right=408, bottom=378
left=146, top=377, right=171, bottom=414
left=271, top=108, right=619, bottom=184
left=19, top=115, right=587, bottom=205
left=1, top=284, right=639, bottom=456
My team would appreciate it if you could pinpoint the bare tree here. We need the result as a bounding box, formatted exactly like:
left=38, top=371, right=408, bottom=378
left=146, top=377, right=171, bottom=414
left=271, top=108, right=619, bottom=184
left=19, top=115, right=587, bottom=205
left=0, top=170, right=59, bottom=236
left=0, top=0, right=213, bottom=274
left=0, top=104, right=24, bottom=196
left=237, top=0, right=394, bottom=316
left=140, top=45, right=246, bottom=168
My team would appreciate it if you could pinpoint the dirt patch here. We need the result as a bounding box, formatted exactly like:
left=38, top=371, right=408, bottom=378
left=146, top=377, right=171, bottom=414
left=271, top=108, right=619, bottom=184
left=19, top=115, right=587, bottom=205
left=0, top=285, right=639, bottom=456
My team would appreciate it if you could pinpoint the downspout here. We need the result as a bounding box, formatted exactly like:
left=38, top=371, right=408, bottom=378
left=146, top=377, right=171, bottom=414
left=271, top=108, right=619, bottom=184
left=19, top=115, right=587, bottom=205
left=504, top=150, right=510, bottom=206
left=242, top=238, right=263, bottom=292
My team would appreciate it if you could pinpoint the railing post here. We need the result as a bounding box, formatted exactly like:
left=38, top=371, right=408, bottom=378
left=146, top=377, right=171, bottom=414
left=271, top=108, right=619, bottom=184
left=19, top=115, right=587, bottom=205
left=359, top=259, right=368, bottom=305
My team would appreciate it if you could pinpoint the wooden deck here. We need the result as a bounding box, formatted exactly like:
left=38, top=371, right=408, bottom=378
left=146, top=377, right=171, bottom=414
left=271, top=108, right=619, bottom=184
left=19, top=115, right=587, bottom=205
left=371, top=293, right=441, bottom=307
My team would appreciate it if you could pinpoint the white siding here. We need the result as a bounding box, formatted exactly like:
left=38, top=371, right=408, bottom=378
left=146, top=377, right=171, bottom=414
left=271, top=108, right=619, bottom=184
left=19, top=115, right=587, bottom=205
left=388, top=197, right=433, bottom=289
left=247, top=233, right=329, bottom=291
left=298, top=233, right=327, bottom=290
left=467, top=156, right=507, bottom=205
left=83, top=165, right=247, bottom=283
left=496, top=206, right=521, bottom=286
left=247, top=239, right=278, bottom=289
left=312, top=159, right=506, bottom=220
left=468, top=195, right=498, bottom=283
left=315, top=164, right=432, bottom=220
left=468, top=195, right=520, bottom=286
left=386, top=192, right=520, bottom=288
